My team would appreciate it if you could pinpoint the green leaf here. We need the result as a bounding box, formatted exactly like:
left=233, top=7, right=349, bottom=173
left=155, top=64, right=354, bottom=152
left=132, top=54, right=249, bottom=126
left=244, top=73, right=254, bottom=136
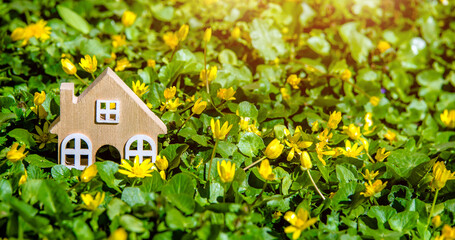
left=25, top=154, right=56, bottom=168
left=150, top=3, right=174, bottom=22
left=21, top=179, right=73, bottom=215
left=56, top=5, right=92, bottom=34
left=385, top=149, right=430, bottom=179
left=0, top=179, right=12, bottom=201
left=72, top=218, right=94, bottom=240
left=336, top=165, right=356, bottom=184
left=51, top=165, right=71, bottom=181
left=238, top=101, right=259, bottom=119
left=216, top=141, right=238, bottom=159
left=218, top=49, right=238, bottom=66
left=8, top=128, right=35, bottom=147
left=121, top=187, right=147, bottom=207
left=250, top=19, right=287, bottom=61
left=119, top=215, right=146, bottom=233
left=388, top=211, right=419, bottom=232
left=237, top=132, right=265, bottom=157
left=80, top=39, right=111, bottom=59
left=307, top=35, right=331, bottom=56
left=160, top=144, right=189, bottom=171
left=95, top=161, right=121, bottom=192
left=107, top=198, right=131, bottom=220
left=162, top=173, right=195, bottom=214
left=339, top=22, right=373, bottom=64
left=140, top=171, right=164, bottom=193
left=165, top=208, right=197, bottom=230
left=367, top=206, right=397, bottom=226
left=178, top=127, right=209, bottom=147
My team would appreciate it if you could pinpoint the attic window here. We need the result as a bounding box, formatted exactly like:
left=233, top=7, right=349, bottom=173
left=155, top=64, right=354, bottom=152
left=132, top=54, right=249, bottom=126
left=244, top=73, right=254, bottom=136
left=96, top=100, right=120, bottom=123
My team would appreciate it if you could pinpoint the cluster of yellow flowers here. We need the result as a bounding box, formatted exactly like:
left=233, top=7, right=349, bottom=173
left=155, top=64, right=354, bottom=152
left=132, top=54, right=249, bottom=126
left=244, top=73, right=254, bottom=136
left=239, top=116, right=261, bottom=136
left=11, top=20, right=51, bottom=46
left=441, top=109, right=455, bottom=128
left=132, top=80, right=149, bottom=98
left=31, top=91, right=48, bottom=119
left=61, top=55, right=98, bottom=77
left=160, top=86, right=182, bottom=112
left=200, top=66, right=217, bottom=87
left=163, top=24, right=189, bottom=50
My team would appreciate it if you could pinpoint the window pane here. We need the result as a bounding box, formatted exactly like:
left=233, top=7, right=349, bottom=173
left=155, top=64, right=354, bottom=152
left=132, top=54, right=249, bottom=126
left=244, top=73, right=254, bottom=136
left=65, top=155, right=75, bottom=165
left=81, top=155, right=89, bottom=166
left=110, top=102, right=116, bottom=109
left=81, top=140, right=89, bottom=149
left=101, top=102, right=106, bottom=109
left=66, top=139, right=75, bottom=149
left=129, top=140, right=138, bottom=150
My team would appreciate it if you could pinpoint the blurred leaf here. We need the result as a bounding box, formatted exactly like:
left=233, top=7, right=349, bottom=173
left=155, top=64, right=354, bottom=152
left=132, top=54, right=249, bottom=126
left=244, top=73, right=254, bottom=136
left=25, top=155, right=56, bottom=168
left=8, top=128, right=35, bottom=147
left=307, top=35, right=331, bottom=56
left=339, top=22, right=373, bottom=64
left=95, top=161, right=121, bottom=192
left=56, top=5, right=92, bottom=34
left=237, top=132, right=265, bottom=157
left=250, top=19, right=287, bottom=61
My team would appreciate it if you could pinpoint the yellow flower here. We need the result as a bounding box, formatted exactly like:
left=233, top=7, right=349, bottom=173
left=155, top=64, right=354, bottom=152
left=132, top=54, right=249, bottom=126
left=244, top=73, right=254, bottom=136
left=200, top=66, right=217, bottom=86
left=61, top=58, right=77, bottom=75
left=163, top=32, right=179, bottom=50
left=160, top=170, right=166, bottom=180
left=300, top=151, right=312, bottom=171
left=363, top=112, right=375, bottom=134
left=317, top=128, right=333, bottom=143
left=231, top=26, right=241, bottom=39
left=361, top=169, right=379, bottom=182
left=343, top=123, right=361, bottom=140
left=164, top=86, right=177, bottom=100
left=192, top=98, right=207, bottom=115
left=166, top=98, right=182, bottom=112
left=284, top=127, right=312, bottom=161
left=359, top=137, right=369, bottom=152
left=217, top=160, right=235, bottom=183
left=108, top=228, right=127, bottom=240
left=431, top=161, right=455, bottom=191
left=31, top=104, right=48, bottom=119
left=370, top=96, right=380, bottom=106
left=360, top=180, right=387, bottom=198
left=327, top=111, right=342, bottom=129
left=81, top=192, right=105, bottom=211
left=273, top=211, right=282, bottom=220
left=80, top=164, right=98, bottom=183
left=79, top=55, right=97, bottom=74
left=441, top=225, right=455, bottom=239
left=34, top=91, right=46, bottom=106
left=27, top=20, right=52, bottom=41
left=121, top=10, right=136, bottom=27
left=132, top=80, right=149, bottom=98
left=118, top=156, right=155, bottom=178
left=203, top=27, right=212, bottom=42
left=19, top=169, right=27, bottom=186
left=340, top=69, right=352, bottom=81
left=155, top=155, right=168, bottom=171
left=147, top=59, right=156, bottom=69
left=115, top=58, right=131, bottom=72
left=264, top=139, right=284, bottom=160
left=32, top=122, right=57, bottom=149
left=112, top=35, right=126, bottom=48
left=286, top=74, right=301, bottom=89
left=384, top=130, right=397, bottom=142
left=11, top=27, right=27, bottom=42
left=258, top=159, right=275, bottom=181
left=239, top=117, right=250, bottom=131
left=339, top=140, right=364, bottom=158
left=280, top=88, right=291, bottom=101
left=284, top=208, right=318, bottom=240
left=211, top=118, right=233, bottom=140
left=441, top=109, right=455, bottom=128
left=432, top=215, right=442, bottom=228
left=377, top=40, right=391, bottom=53
left=311, top=121, right=319, bottom=132
left=177, top=24, right=189, bottom=41
left=217, top=87, right=236, bottom=101
left=105, top=52, right=117, bottom=64
left=375, top=148, right=390, bottom=162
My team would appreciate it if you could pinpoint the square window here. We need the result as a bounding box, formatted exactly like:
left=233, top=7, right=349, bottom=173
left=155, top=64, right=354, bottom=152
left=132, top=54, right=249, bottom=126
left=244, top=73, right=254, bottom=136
left=96, top=100, right=120, bottom=123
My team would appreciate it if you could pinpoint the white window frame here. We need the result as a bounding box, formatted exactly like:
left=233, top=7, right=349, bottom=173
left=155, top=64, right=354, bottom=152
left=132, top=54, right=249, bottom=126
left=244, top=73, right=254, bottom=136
left=96, top=100, right=120, bottom=123
left=61, top=133, right=92, bottom=170
left=125, top=135, right=156, bottom=163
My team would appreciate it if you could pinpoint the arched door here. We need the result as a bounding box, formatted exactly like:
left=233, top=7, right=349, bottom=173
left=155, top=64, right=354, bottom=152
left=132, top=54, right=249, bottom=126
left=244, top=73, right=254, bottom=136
left=61, top=133, right=92, bottom=170
left=124, top=135, right=156, bottom=163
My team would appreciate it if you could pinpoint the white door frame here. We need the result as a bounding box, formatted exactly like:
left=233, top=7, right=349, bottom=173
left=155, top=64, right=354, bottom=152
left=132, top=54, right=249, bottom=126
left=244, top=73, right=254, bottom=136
left=61, top=133, right=92, bottom=170
left=124, top=135, right=156, bottom=163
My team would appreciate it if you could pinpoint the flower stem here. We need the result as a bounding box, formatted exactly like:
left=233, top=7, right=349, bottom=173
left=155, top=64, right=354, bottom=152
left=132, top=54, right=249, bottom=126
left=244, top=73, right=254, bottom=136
left=252, top=181, right=268, bottom=206
left=66, top=181, right=81, bottom=193
left=207, top=139, right=219, bottom=181
left=306, top=169, right=326, bottom=200
left=177, top=112, right=195, bottom=134
left=426, top=189, right=439, bottom=229
left=342, top=78, right=371, bottom=98
left=243, top=156, right=266, bottom=171
left=74, top=73, right=89, bottom=86
left=204, top=42, right=209, bottom=94
left=91, top=73, right=96, bottom=80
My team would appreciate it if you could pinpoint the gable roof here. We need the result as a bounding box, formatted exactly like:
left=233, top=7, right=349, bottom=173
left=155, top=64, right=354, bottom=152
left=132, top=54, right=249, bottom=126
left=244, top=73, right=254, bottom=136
left=50, top=67, right=167, bottom=135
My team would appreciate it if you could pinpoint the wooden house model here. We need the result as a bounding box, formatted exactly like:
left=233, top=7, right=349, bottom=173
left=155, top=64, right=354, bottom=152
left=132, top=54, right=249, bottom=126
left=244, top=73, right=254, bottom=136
left=50, top=67, right=167, bottom=170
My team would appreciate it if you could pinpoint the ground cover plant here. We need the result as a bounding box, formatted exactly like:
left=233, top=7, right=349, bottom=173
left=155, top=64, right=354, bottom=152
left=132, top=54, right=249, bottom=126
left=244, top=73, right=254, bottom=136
left=1, top=0, right=455, bottom=239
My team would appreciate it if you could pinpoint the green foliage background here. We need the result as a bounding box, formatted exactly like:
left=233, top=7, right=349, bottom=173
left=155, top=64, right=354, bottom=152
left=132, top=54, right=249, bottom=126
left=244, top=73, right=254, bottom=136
left=1, top=0, right=455, bottom=239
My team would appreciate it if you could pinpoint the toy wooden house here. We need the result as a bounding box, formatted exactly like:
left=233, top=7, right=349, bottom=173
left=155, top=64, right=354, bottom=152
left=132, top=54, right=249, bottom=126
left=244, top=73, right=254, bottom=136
left=50, top=67, right=167, bottom=170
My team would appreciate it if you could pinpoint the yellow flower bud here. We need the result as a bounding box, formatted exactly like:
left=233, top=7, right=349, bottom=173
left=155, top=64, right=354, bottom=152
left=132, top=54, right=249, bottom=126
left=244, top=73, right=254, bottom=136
left=163, top=32, right=179, bottom=50
left=108, top=228, right=127, bottom=240
left=19, top=169, right=28, bottom=186
left=377, top=40, right=391, bottom=53
left=203, top=27, right=212, bottom=42
left=177, top=24, right=189, bottom=41
left=264, top=139, right=284, bottom=160
left=327, top=111, right=342, bottom=129
left=340, top=69, right=352, bottom=81
left=370, top=96, right=380, bottom=106
left=7, top=143, right=28, bottom=163
left=164, top=86, right=177, bottom=100
left=300, top=151, right=312, bottom=170
left=34, top=91, right=46, bottom=106
left=155, top=155, right=168, bottom=171
left=432, top=215, right=442, bottom=228
left=79, top=55, right=97, bottom=74
left=231, top=26, right=241, bottom=39
left=441, top=109, right=455, bottom=128
left=342, top=123, right=361, bottom=140
left=147, top=59, right=156, bottom=69
left=217, top=160, right=235, bottom=183
left=61, top=58, right=77, bottom=75
left=31, top=105, right=48, bottom=119
left=210, top=118, right=233, bottom=140
left=160, top=170, right=166, bottom=180
left=430, top=161, right=455, bottom=191
left=286, top=74, right=301, bottom=89
left=80, top=164, right=98, bottom=183
left=121, top=10, right=137, bottom=27
left=192, top=98, right=207, bottom=115
left=258, top=159, right=275, bottom=181
left=217, top=87, right=236, bottom=101
left=375, top=148, right=390, bottom=162
left=311, top=121, right=319, bottom=132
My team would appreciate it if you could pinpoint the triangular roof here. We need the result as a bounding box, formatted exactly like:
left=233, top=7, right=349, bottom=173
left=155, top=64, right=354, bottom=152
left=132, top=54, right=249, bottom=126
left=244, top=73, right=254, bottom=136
left=51, top=67, right=167, bottom=134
